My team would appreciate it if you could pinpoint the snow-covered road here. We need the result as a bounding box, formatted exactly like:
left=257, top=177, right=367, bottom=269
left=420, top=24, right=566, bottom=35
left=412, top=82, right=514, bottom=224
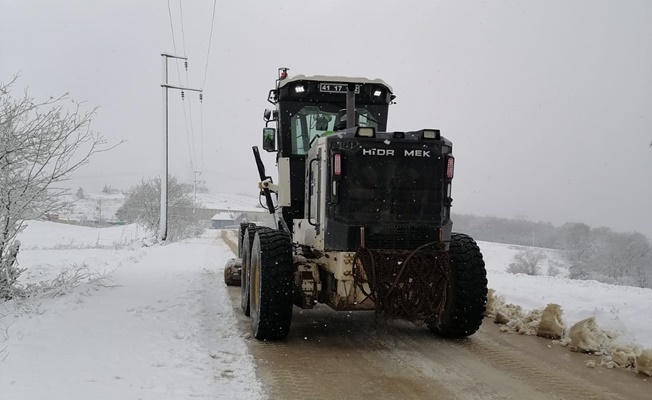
left=1, top=223, right=263, bottom=399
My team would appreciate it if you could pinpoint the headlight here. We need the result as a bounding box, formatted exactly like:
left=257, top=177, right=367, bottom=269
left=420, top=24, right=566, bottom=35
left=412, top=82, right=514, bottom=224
left=356, top=127, right=376, bottom=137
left=422, top=129, right=441, bottom=140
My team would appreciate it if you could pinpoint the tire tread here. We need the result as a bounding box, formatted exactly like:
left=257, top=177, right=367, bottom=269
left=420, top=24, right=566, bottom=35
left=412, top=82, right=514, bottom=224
left=429, top=232, right=488, bottom=338
left=251, top=229, right=294, bottom=340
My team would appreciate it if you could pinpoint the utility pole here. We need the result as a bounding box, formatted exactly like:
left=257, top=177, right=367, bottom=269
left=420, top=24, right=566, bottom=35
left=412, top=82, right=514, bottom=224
left=159, top=53, right=203, bottom=241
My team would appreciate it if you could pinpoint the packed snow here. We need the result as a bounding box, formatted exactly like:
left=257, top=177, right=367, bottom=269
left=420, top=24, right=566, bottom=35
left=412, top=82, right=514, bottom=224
left=0, top=221, right=263, bottom=399
left=1, top=217, right=652, bottom=398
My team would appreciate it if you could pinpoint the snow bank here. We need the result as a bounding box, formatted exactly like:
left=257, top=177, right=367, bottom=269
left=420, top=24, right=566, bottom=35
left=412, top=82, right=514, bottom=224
left=567, top=317, right=612, bottom=353
left=636, top=350, right=652, bottom=377
left=489, top=289, right=652, bottom=376
left=536, top=303, right=564, bottom=340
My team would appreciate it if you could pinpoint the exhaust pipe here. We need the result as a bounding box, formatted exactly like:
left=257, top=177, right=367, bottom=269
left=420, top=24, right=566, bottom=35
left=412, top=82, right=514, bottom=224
left=346, top=83, right=356, bottom=129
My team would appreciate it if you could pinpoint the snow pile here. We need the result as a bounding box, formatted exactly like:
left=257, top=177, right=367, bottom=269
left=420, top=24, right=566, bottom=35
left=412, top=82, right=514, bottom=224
left=611, top=345, right=638, bottom=369
left=636, top=350, right=652, bottom=377
left=489, top=288, right=652, bottom=375
left=536, top=303, right=564, bottom=340
left=488, top=289, right=541, bottom=335
left=567, top=317, right=613, bottom=354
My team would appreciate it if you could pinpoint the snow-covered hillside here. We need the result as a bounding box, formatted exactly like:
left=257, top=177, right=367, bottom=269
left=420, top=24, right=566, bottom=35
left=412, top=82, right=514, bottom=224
left=58, top=192, right=126, bottom=223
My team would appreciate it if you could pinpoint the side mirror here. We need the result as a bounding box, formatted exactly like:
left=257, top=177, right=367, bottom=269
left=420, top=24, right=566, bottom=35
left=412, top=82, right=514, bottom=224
left=262, top=127, right=276, bottom=152
left=267, top=89, right=278, bottom=104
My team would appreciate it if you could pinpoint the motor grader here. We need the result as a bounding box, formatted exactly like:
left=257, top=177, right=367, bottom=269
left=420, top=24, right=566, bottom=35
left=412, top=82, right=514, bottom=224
left=224, top=68, right=487, bottom=341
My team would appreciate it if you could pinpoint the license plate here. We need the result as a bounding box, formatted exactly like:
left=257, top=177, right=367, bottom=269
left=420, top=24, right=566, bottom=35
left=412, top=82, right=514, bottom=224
left=319, top=83, right=361, bottom=94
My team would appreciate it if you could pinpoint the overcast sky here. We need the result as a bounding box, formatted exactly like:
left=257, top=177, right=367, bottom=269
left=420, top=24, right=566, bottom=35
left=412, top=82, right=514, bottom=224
left=2, top=0, right=651, bottom=238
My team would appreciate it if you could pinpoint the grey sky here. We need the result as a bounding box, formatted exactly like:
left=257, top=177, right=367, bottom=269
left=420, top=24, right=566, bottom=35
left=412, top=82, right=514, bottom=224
left=2, top=0, right=651, bottom=238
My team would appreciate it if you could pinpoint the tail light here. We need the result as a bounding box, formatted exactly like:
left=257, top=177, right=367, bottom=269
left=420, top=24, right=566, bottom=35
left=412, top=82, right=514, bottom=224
left=332, top=152, right=342, bottom=202
left=333, top=153, right=342, bottom=176
left=446, top=156, right=455, bottom=180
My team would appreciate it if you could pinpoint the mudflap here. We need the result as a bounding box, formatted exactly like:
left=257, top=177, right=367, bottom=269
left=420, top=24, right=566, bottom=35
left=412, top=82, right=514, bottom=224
left=224, top=258, right=242, bottom=286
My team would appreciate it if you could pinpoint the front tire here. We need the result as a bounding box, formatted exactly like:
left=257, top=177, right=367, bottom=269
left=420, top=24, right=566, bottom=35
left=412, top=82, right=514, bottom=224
left=224, top=262, right=236, bottom=286
left=249, top=229, right=294, bottom=340
left=428, top=233, right=487, bottom=338
left=240, top=225, right=269, bottom=316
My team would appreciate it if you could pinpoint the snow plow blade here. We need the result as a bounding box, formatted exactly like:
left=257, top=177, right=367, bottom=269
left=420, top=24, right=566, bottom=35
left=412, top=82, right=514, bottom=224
left=224, top=258, right=242, bottom=286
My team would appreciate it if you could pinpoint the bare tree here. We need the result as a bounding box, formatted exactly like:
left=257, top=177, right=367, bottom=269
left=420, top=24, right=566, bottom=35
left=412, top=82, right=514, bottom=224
left=117, top=175, right=202, bottom=242
left=506, top=248, right=547, bottom=276
left=598, top=231, right=652, bottom=287
left=1, top=77, right=117, bottom=299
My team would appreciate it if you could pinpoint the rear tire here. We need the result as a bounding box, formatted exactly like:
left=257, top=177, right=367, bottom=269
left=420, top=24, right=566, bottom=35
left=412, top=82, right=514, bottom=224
left=249, top=229, right=294, bottom=340
left=238, top=223, right=255, bottom=258
left=241, top=225, right=269, bottom=316
left=428, top=233, right=487, bottom=338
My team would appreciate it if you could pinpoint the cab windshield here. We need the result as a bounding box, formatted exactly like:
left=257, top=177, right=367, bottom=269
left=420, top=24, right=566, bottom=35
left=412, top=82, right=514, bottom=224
left=291, top=105, right=379, bottom=155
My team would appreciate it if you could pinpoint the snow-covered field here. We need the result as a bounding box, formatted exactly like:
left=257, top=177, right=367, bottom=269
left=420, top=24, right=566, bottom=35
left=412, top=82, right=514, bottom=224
left=58, top=192, right=127, bottom=223
left=1, top=221, right=651, bottom=398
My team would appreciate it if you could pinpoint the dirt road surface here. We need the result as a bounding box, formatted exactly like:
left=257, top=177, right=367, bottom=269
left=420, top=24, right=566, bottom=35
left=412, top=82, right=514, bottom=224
left=226, top=286, right=650, bottom=400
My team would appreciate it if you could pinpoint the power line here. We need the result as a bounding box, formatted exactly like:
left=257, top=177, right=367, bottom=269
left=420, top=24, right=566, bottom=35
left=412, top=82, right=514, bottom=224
left=179, top=0, right=198, bottom=176
left=197, top=0, right=217, bottom=178
left=186, top=88, right=197, bottom=170
left=178, top=0, right=188, bottom=57
left=166, top=0, right=178, bottom=56
left=166, top=0, right=197, bottom=178
left=180, top=90, right=195, bottom=175
left=166, top=0, right=184, bottom=87
left=202, top=0, right=217, bottom=90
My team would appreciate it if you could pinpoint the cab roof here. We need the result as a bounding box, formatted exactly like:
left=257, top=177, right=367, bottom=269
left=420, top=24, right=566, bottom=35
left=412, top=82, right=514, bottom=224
left=279, top=74, right=393, bottom=94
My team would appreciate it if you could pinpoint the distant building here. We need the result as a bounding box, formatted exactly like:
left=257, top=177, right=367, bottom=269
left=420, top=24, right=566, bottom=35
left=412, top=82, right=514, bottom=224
left=44, top=213, right=59, bottom=222
left=210, top=211, right=242, bottom=229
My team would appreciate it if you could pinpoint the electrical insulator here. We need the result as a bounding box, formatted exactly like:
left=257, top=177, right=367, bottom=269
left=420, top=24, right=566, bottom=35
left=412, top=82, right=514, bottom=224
left=199, top=93, right=203, bottom=102
left=184, top=61, right=188, bottom=71
left=181, top=91, right=185, bottom=100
